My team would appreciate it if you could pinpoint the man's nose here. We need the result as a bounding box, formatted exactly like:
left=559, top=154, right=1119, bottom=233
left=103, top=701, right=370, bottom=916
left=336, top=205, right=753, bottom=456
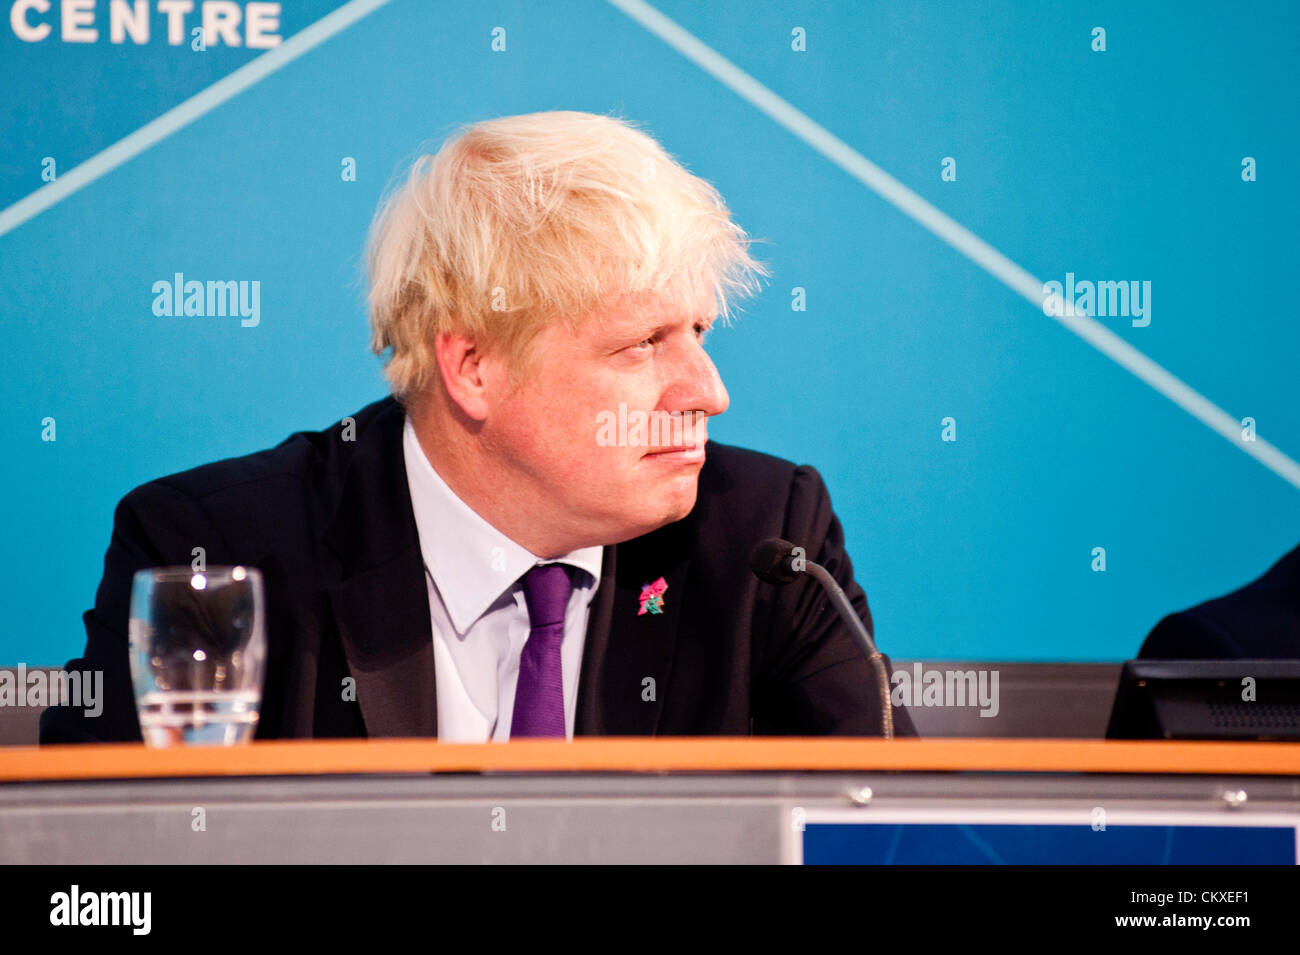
left=667, top=338, right=729, bottom=419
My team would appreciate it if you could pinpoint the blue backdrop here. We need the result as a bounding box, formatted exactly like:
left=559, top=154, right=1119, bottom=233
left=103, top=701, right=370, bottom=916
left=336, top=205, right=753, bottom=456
left=2, top=0, right=1297, bottom=665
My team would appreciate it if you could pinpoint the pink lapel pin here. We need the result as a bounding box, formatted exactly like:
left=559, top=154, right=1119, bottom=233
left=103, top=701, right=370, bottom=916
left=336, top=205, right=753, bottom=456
left=637, top=577, right=668, bottom=616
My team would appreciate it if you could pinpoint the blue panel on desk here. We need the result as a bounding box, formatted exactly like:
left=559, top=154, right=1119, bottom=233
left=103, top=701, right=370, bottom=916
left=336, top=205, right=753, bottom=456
left=803, top=824, right=1296, bottom=865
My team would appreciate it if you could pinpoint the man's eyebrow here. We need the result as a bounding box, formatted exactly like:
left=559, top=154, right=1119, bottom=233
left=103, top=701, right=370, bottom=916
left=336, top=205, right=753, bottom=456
left=603, top=314, right=716, bottom=343
left=653, top=315, right=715, bottom=337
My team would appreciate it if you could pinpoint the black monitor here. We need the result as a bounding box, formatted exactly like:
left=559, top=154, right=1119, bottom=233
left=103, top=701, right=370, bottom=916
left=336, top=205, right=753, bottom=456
left=1106, top=659, right=1300, bottom=740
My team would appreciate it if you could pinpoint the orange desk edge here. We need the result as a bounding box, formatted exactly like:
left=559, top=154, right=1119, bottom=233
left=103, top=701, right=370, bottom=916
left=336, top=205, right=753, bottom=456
left=1, top=738, right=1298, bottom=782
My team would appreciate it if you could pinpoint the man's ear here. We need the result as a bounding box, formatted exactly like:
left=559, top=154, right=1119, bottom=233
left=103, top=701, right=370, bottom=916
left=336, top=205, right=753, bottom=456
left=433, top=330, right=492, bottom=421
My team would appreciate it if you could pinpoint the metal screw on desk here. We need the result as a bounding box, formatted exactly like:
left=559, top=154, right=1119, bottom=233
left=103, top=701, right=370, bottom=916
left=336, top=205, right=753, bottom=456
left=1221, top=789, right=1248, bottom=809
left=846, top=786, right=873, bottom=806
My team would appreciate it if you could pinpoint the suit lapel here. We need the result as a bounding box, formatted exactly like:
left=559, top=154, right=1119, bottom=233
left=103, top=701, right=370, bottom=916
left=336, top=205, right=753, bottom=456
left=321, top=399, right=437, bottom=738
left=577, top=522, right=690, bottom=735
left=575, top=546, right=617, bottom=735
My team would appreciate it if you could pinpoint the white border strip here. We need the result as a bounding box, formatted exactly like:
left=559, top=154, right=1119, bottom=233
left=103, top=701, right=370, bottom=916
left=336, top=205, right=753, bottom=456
left=0, top=0, right=394, bottom=239
left=609, top=0, right=1300, bottom=492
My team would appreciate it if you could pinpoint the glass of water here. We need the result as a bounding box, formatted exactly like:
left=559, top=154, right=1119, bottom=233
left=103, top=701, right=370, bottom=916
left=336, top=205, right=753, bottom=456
left=128, top=566, right=266, bottom=746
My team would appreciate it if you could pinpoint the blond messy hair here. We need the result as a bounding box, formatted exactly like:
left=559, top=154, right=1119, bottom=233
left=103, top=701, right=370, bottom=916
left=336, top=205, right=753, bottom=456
left=365, top=110, right=768, bottom=401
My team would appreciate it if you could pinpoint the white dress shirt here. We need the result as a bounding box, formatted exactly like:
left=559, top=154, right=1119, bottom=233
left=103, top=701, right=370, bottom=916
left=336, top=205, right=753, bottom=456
left=402, top=417, right=603, bottom=742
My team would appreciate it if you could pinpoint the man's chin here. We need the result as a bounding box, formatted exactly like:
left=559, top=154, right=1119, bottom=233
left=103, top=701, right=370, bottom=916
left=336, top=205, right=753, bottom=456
left=605, top=492, right=698, bottom=542
left=655, top=484, right=699, bottom=525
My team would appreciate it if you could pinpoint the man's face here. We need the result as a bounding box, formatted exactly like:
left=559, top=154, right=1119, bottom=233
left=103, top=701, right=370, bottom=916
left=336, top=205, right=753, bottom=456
left=478, top=294, right=730, bottom=551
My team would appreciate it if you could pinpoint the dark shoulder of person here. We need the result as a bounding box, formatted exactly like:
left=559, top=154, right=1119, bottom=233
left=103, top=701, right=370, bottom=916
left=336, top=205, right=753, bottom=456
left=1139, top=543, right=1300, bottom=660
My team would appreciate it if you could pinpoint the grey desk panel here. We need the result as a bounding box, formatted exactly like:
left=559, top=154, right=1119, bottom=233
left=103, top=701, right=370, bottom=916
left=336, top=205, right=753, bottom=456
left=0, top=662, right=1126, bottom=745
left=3, top=772, right=1298, bottom=864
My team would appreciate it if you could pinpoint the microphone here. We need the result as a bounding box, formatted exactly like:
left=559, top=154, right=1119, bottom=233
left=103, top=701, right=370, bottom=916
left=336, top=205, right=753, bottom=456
left=749, top=537, right=894, bottom=738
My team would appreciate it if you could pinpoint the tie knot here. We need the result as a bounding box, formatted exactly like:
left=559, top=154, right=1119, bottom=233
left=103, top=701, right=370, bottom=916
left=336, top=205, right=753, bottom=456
left=520, top=563, right=574, bottom=630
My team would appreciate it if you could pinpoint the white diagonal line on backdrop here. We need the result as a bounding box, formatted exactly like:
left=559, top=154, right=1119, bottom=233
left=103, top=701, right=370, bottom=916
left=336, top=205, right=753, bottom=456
left=607, top=0, right=1300, bottom=492
left=0, top=0, right=395, bottom=238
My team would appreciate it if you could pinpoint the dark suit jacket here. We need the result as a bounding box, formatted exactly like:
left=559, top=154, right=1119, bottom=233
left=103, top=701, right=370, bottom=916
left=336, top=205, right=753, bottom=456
left=40, top=396, right=915, bottom=742
left=1138, top=543, right=1300, bottom=659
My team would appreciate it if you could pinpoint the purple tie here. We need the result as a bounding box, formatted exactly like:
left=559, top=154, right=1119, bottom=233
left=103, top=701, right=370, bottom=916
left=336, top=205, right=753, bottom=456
left=509, top=563, right=574, bottom=738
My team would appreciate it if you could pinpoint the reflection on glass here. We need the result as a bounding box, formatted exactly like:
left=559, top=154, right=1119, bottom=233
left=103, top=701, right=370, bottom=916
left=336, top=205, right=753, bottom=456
left=128, top=566, right=266, bottom=746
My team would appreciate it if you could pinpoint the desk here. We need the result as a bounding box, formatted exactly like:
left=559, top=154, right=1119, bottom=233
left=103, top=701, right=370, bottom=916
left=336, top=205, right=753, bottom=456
left=2, top=739, right=1298, bottom=863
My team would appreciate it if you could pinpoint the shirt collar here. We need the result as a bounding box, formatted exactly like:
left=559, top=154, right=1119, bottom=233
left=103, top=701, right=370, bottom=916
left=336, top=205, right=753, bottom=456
left=402, top=415, right=603, bottom=633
